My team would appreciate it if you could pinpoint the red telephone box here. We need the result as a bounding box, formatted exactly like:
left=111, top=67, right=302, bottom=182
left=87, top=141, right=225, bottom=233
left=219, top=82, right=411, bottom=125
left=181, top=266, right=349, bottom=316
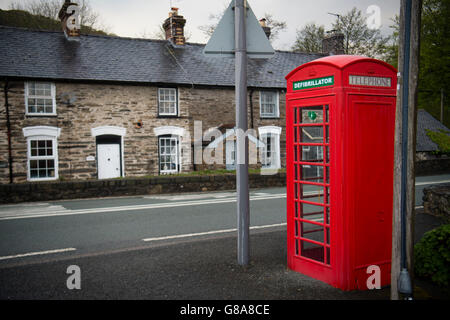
left=285, top=55, right=397, bottom=290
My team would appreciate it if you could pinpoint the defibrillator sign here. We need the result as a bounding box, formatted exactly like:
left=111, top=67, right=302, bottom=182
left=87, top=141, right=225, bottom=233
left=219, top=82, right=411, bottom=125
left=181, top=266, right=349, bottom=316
left=293, top=76, right=334, bottom=91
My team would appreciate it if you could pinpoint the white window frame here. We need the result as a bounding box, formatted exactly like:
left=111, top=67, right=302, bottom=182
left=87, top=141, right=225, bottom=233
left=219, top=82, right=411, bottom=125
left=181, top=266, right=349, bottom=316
left=23, top=126, right=61, bottom=181
left=158, top=88, right=178, bottom=116
left=158, top=136, right=179, bottom=174
left=24, top=82, right=57, bottom=116
left=261, top=133, right=276, bottom=168
left=154, top=126, right=185, bottom=175
left=259, top=91, right=279, bottom=118
left=258, top=126, right=282, bottom=169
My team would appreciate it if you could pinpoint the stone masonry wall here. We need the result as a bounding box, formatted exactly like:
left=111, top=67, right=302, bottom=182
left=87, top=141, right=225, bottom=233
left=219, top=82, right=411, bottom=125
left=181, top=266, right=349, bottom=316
left=0, top=172, right=287, bottom=204
left=0, top=80, right=286, bottom=184
left=423, top=183, right=450, bottom=222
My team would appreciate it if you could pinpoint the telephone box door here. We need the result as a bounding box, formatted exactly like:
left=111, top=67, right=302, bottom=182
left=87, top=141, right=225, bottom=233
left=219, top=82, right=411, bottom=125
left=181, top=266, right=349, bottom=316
left=287, top=96, right=335, bottom=285
left=347, top=94, right=395, bottom=289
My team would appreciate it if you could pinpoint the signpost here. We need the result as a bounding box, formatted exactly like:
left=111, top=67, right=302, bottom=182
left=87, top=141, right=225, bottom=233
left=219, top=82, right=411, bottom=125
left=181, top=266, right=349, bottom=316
left=204, top=0, right=274, bottom=266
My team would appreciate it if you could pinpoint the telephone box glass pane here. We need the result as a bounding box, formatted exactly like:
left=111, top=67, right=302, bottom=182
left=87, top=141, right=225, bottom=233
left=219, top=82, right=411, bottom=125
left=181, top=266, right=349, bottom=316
left=301, top=240, right=324, bottom=263
left=300, top=184, right=325, bottom=204
left=301, top=146, right=324, bottom=163
left=300, top=202, right=324, bottom=222
left=325, top=166, right=330, bottom=184
left=300, top=107, right=323, bottom=124
left=326, top=247, right=330, bottom=265
left=300, top=221, right=324, bottom=243
left=301, top=127, right=323, bottom=144
left=325, top=206, right=330, bottom=225
left=300, top=165, right=323, bottom=183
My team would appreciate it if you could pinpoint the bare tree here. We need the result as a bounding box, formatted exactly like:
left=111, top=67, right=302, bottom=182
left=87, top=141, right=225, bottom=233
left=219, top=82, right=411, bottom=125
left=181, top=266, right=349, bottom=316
left=198, top=11, right=224, bottom=38
left=9, top=0, right=61, bottom=19
left=262, top=13, right=287, bottom=42
left=137, top=26, right=191, bottom=41
left=199, top=9, right=286, bottom=44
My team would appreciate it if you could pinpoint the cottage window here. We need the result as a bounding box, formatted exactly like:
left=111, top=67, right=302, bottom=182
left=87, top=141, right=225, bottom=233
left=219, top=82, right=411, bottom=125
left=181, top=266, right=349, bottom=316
left=154, top=126, right=185, bottom=175
left=25, top=82, right=56, bottom=116
left=261, top=133, right=275, bottom=168
left=159, top=136, right=179, bottom=174
left=23, top=126, right=60, bottom=181
left=260, top=91, right=279, bottom=118
left=158, top=88, right=178, bottom=116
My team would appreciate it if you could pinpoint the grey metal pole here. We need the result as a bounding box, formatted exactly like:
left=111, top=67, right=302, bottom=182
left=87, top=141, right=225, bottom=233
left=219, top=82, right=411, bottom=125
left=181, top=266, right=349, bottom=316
left=398, top=0, right=413, bottom=299
left=235, top=0, right=249, bottom=266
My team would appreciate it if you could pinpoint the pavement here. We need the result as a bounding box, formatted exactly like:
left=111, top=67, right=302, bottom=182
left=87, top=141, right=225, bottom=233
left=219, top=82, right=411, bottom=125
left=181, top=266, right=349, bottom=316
left=0, top=209, right=447, bottom=301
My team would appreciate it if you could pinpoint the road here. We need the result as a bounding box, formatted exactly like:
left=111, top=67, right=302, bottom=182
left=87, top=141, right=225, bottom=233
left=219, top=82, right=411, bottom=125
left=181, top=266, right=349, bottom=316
left=0, top=174, right=449, bottom=267
left=0, top=174, right=448, bottom=300
left=0, top=188, right=288, bottom=265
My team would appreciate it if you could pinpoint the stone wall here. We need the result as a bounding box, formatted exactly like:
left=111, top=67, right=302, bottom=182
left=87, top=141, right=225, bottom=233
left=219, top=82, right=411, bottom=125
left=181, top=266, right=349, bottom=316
left=423, top=183, right=450, bottom=222
left=0, top=172, right=286, bottom=204
left=415, top=152, right=450, bottom=176
left=0, top=80, right=286, bottom=184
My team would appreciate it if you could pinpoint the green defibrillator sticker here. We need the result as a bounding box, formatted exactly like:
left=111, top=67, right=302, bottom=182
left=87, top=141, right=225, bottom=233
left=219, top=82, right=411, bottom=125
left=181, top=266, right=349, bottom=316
left=293, top=75, right=334, bottom=91
left=308, top=111, right=317, bottom=121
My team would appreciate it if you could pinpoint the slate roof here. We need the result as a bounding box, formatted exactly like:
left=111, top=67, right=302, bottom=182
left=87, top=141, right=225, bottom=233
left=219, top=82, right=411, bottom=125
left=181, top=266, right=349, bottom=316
left=0, top=26, right=325, bottom=88
left=416, top=109, right=450, bottom=152
left=3, top=27, right=446, bottom=153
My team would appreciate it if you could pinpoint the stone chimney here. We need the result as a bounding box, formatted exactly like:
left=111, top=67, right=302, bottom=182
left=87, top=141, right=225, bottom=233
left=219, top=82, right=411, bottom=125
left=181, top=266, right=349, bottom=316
left=259, top=18, right=271, bottom=39
left=58, top=0, right=81, bottom=41
left=163, top=7, right=186, bottom=45
left=322, top=31, right=345, bottom=55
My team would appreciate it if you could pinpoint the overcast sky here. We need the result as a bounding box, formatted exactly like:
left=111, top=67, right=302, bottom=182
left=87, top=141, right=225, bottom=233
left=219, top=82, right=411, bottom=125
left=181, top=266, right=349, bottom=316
left=0, top=0, right=400, bottom=50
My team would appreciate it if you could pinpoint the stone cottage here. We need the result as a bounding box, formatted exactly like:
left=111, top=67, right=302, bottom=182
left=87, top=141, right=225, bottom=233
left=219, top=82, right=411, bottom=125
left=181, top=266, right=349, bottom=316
left=0, top=6, right=335, bottom=184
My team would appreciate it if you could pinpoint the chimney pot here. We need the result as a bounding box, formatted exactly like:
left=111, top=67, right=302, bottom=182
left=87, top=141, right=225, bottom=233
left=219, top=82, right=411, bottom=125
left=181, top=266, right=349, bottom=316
left=163, top=7, right=186, bottom=45
left=259, top=18, right=271, bottom=39
left=259, top=18, right=267, bottom=27
left=322, top=32, right=345, bottom=55
left=58, top=0, right=80, bottom=41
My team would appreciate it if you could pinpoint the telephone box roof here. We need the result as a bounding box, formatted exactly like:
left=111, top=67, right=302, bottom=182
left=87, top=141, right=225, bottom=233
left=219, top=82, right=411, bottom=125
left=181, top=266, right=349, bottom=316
left=285, top=55, right=397, bottom=80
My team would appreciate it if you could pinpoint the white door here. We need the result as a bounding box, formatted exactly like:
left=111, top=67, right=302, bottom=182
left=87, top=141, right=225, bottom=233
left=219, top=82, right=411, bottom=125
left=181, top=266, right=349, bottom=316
left=97, top=144, right=121, bottom=179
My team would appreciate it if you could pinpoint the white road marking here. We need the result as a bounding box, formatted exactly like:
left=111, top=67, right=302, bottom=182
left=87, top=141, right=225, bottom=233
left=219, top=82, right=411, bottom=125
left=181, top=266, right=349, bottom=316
left=0, top=205, right=69, bottom=219
left=142, top=223, right=288, bottom=242
left=415, top=179, right=450, bottom=186
left=0, top=193, right=287, bottom=221
left=144, top=192, right=239, bottom=201
left=0, top=248, right=76, bottom=261
left=0, top=177, right=445, bottom=221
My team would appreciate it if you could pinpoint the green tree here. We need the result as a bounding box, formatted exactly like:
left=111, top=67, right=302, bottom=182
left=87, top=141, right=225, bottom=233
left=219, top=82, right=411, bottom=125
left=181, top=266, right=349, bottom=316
left=418, top=0, right=450, bottom=128
left=332, top=7, right=390, bottom=58
left=383, top=15, right=400, bottom=69
left=292, top=7, right=390, bottom=58
left=291, top=23, right=325, bottom=53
